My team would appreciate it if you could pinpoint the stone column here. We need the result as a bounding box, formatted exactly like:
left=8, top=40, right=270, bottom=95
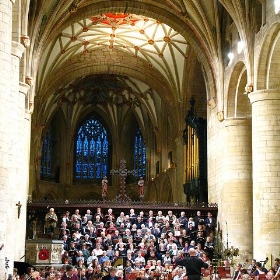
left=249, top=89, right=280, bottom=260
left=0, top=0, right=13, bottom=278
left=7, top=40, right=27, bottom=274
left=221, top=118, right=253, bottom=258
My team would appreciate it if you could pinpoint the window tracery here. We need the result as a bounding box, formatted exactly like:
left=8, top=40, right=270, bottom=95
left=75, top=117, right=109, bottom=179
left=133, top=127, right=146, bottom=178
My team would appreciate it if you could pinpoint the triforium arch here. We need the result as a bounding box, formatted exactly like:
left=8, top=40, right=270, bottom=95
left=256, top=22, right=280, bottom=90
left=226, top=61, right=251, bottom=118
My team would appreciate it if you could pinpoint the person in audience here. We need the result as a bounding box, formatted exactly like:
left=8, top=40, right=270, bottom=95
left=156, top=211, right=165, bottom=225
left=45, top=208, right=58, bottom=234
left=274, top=258, right=280, bottom=273
left=233, top=263, right=243, bottom=280
left=182, top=241, right=189, bottom=256
left=266, top=268, right=275, bottom=280
left=195, top=231, right=205, bottom=246
left=135, top=250, right=146, bottom=266
left=96, top=222, right=106, bottom=237
left=102, top=266, right=120, bottom=280
left=275, top=266, right=280, bottom=280
left=54, top=271, right=62, bottom=280
left=84, top=209, right=92, bottom=221
left=196, top=243, right=204, bottom=258
left=134, top=260, right=144, bottom=271
left=204, top=236, right=214, bottom=260
left=178, top=211, right=188, bottom=228
left=105, top=208, right=115, bottom=222
left=85, top=266, right=94, bottom=279
left=240, top=268, right=251, bottom=280
left=72, top=209, right=82, bottom=222
left=106, top=221, right=117, bottom=236
left=166, top=211, right=176, bottom=226
left=117, top=242, right=127, bottom=257
left=76, top=267, right=87, bottom=280
left=94, top=207, right=104, bottom=221
left=99, top=250, right=110, bottom=265
left=173, top=267, right=185, bottom=280
left=204, top=212, right=216, bottom=236
left=187, top=217, right=196, bottom=228
left=194, top=211, right=205, bottom=227
left=161, top=221, right=173, bottom=236
left=248, top=259, right=257, bottom=275
left=62, top=211, right=71, bottom=228
left=200, top=252, right=211, bottom=265
left=76, top=258, right=86, bottom=270
left=253, top=262, right=266, bottom=279
left=71, top=215, right=81, bottom=232
left=93, top=263, right=102, bottom=275
left=185, top=223, right=196, bottom=242
left=61, top=265, right=79, bottom=280
left=162, top=251, right=172, bottom=265
left=116, top=212, right=125, bottom=226
left=125, top=260, right=135, bottom=274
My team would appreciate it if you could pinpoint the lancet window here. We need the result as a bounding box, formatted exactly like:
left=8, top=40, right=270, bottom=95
left=40, top=127, right=52, bottom=179
left=133, top=127, right=146, bottom=178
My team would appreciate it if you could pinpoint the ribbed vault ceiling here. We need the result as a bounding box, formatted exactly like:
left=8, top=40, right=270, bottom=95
left=38, top=13, right=189, bottom=99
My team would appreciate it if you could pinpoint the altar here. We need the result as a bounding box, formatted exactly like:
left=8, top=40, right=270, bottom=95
left=25, top=239, right=64, bottom=267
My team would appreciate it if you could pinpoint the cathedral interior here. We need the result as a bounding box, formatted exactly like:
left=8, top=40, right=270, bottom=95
left=1, top=0, right=280, bottom=278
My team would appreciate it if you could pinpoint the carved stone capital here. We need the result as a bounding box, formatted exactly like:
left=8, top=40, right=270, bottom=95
left=25, top=76, right=33, bottom=86
left=21, top=35, right=30, bottom=48
left=244, top=83, right=254, bottom=94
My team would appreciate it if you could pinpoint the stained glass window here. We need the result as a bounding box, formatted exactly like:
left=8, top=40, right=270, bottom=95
left=40, top=127, right=52, bottom=179
left=75, top=116, right=108, bottom=179
left=134, top=127, right=146, bottom=178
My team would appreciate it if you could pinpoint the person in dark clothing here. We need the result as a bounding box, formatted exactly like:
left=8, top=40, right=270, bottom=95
left=175, top=248, right=209, bottom=280
left=102, top=267, right=120, bottom=280
left=61, top=265, right=79, bottom=280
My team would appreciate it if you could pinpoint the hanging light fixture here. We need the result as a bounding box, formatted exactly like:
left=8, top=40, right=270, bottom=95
left=228, top=52, right=234, bottom=64
left=275, top=0, right=280, bottom=14
left=237, top=40, right=244, bottom=54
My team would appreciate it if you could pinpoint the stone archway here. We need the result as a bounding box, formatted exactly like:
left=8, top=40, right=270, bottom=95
left=226, top=61, right=251, bottom=118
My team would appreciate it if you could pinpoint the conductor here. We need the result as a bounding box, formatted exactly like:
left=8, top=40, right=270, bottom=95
left=175, top=248, right=209, bottom=280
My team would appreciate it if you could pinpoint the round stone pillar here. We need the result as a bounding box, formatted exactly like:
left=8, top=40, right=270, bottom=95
left=249, top=89, right=280, bottom=261
left=10, top=40, right=29, bottom=267
left=221, top=118, right=253, bottom=258
left=0, top=0, right=13, bottom=278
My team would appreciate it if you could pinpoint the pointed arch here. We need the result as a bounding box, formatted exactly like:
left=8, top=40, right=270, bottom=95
left=40, top=126, right=53, bottom=179
left=75, top=115, right=109, bottom=179
left=133, top=127, right=146, bottom=178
